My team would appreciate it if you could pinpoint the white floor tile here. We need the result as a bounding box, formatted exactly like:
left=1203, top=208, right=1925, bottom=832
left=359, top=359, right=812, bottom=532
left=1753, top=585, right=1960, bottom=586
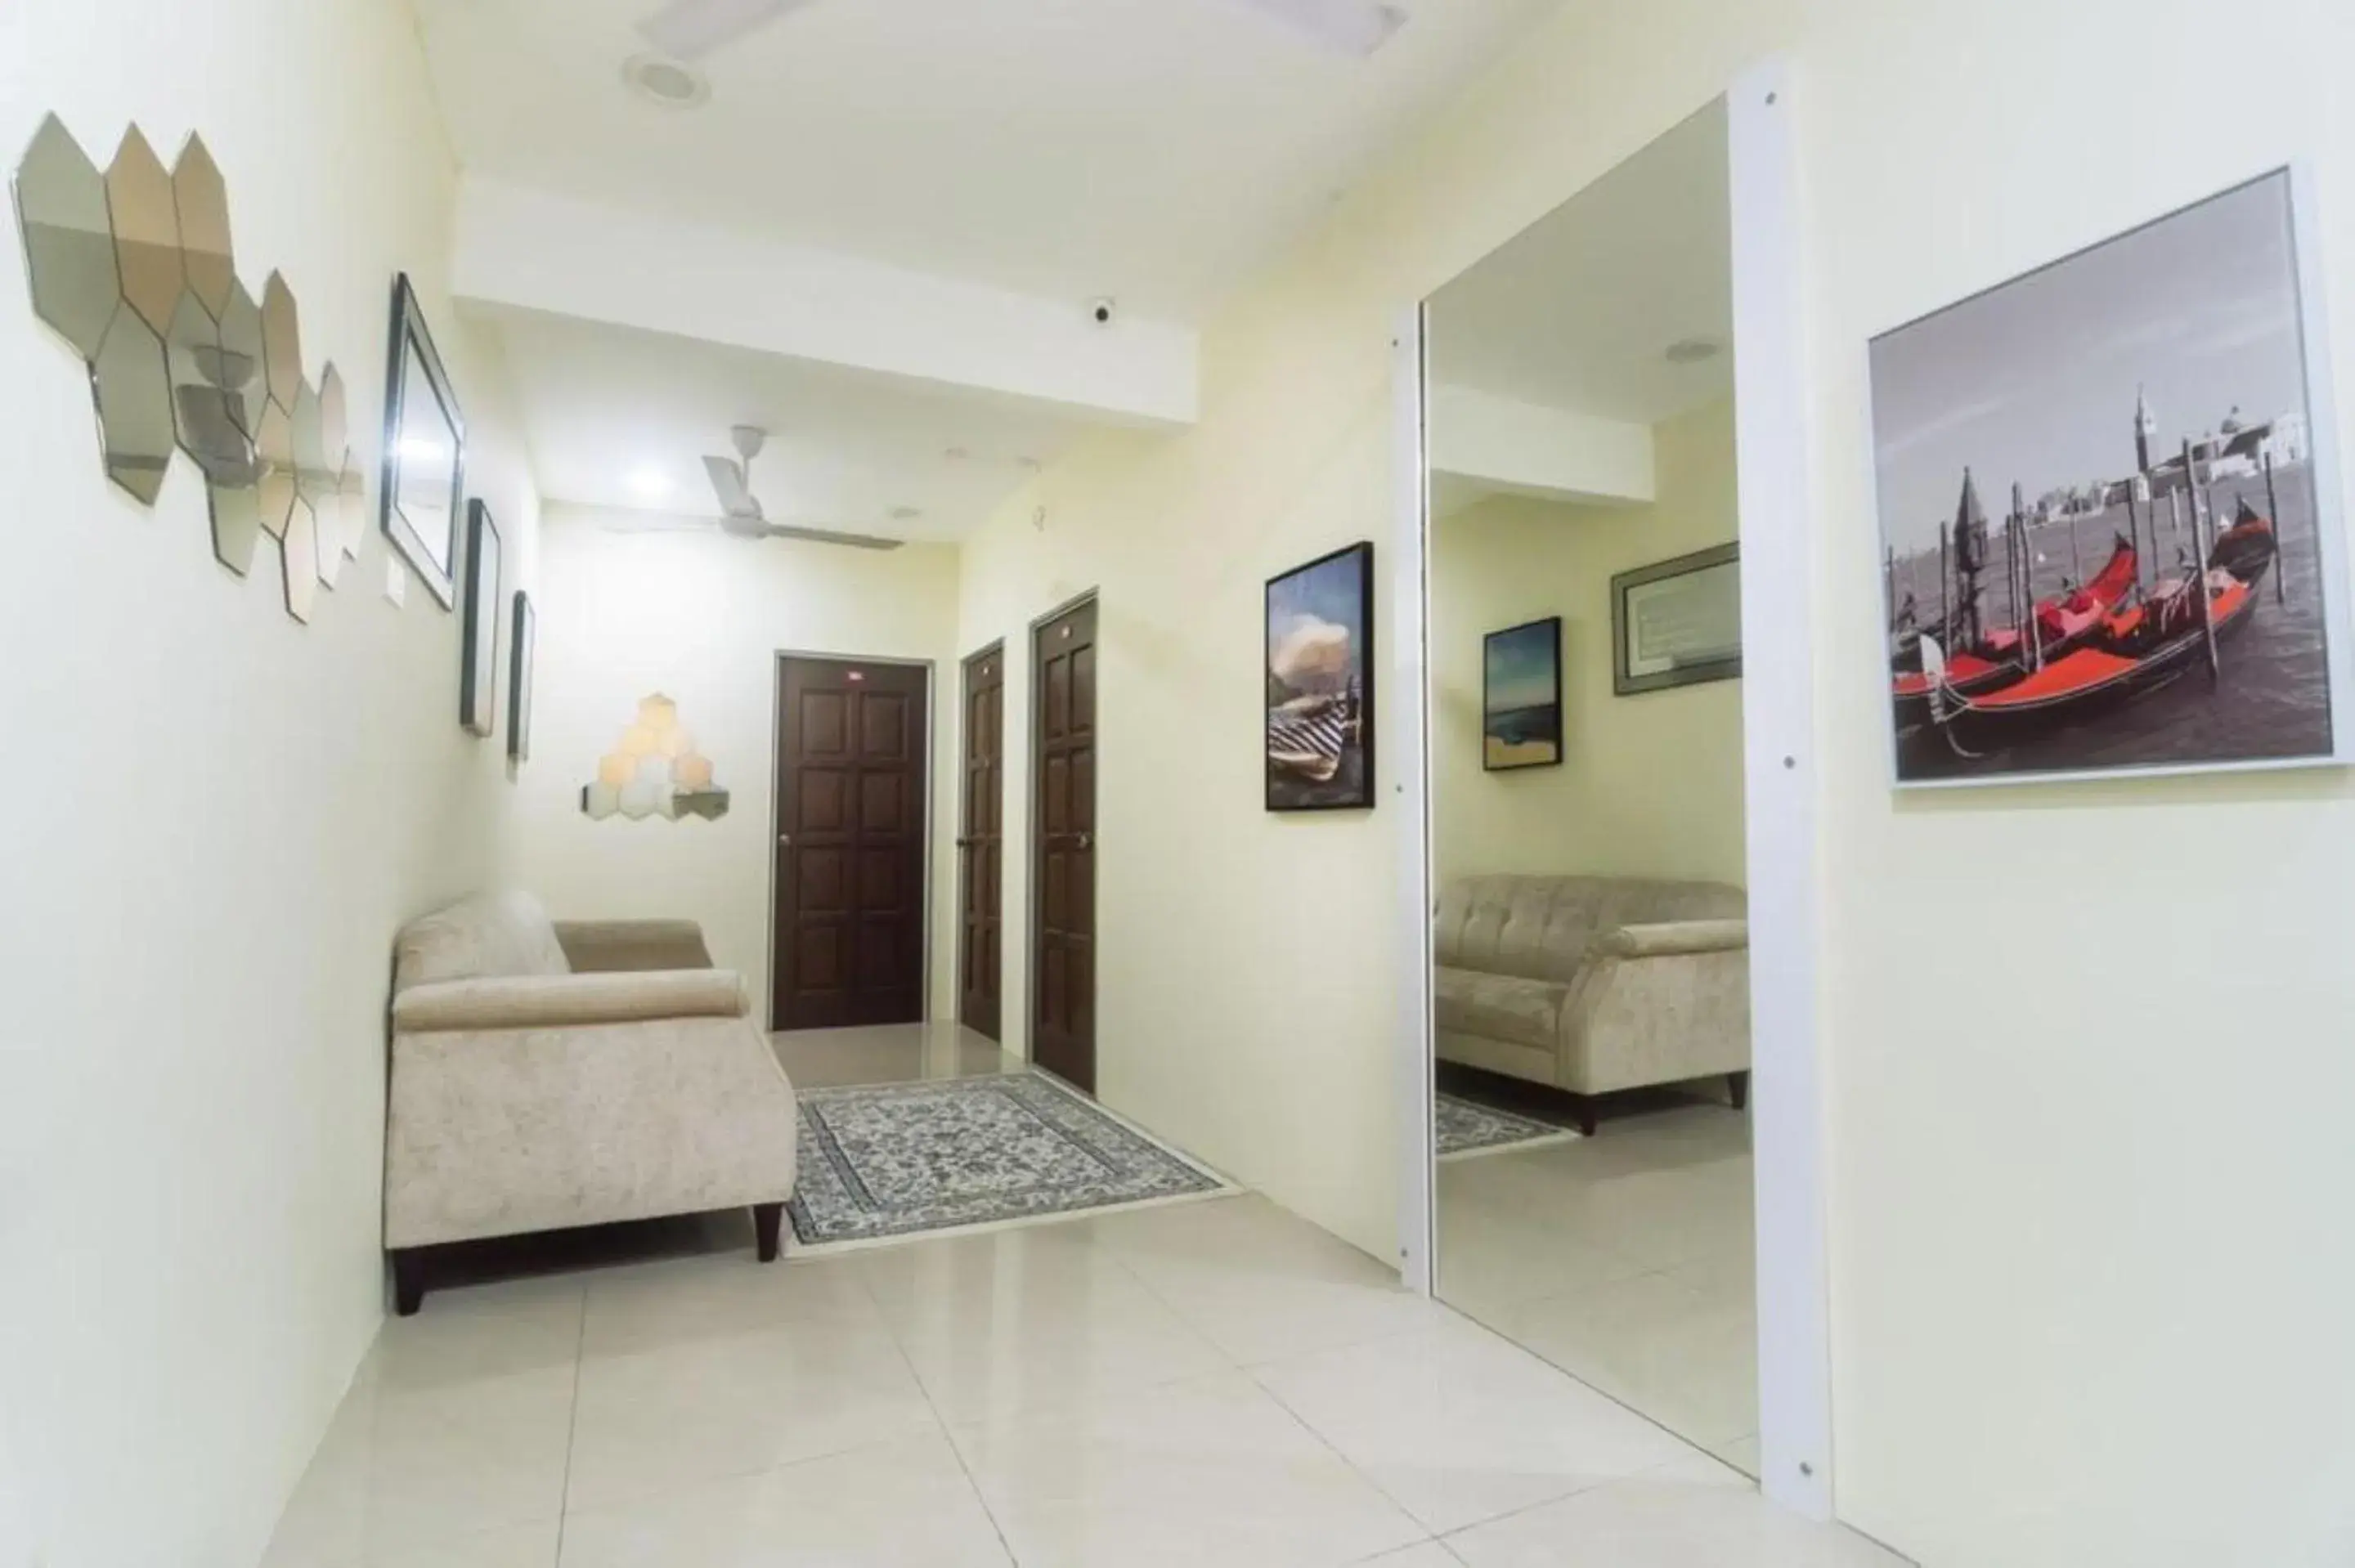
left=579, top=1251, right=875, bottom=1357
left=855, top=1224, right=1229, bottom=1422
left=371, top=1277, right=586, bottom=1391
left=1252, top=1316, right=1691, bottom=1533
left=558, top=1432, right=1012, bottom=1567
left=372, top=1518, right=562, bottom=1567
left=364, top=1366, right=576, bottom=1553
left=1356, top=1544, right=1466, bottom=1566
left=1493, top=1274, right=1757, bottom=1450
left=1443, top=1458, right=1906, bottom=1567
left=949, top=1369, right=1426, bottom=1568
left=563, top=1321, right=938, bottom=1511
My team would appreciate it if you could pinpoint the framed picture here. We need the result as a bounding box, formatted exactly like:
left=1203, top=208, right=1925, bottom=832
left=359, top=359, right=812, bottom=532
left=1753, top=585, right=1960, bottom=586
left=459, top=500, right=500, bottom=737
left=1613, top=543, right=1741, bottom=695
left=508, top=590, right=536, bottom=764
left=379, top=273, right=464, bottom=608
left=1870, top=166, right=2350, bottom=786
left=1483, top=616, right=1563, bottom=769
left=1265, top=541, right=1375, bottom=811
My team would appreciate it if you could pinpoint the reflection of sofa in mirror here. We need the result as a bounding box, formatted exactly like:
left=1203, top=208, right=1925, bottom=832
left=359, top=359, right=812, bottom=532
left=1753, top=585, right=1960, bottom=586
left=1433, top=874, right=1749, bottom=1134
left=383, top=892, right=800, bottom=1314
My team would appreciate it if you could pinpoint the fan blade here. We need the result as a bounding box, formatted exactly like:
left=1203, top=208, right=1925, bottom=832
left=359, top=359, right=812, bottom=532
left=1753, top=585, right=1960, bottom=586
left=1218, top=0, right=1407, bottom=56
left=636, top=0, right=815, bottom=60
left=702, top=454, right=763, bottom=520
left=758, top=522, right=904, bottom=552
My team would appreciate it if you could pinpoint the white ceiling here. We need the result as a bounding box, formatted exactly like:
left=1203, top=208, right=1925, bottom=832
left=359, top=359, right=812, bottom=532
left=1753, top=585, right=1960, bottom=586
left=481, top=304, right=1097, bottom=538
left=412, top=0, right=1560, bottom=320
left=1427, top=97, right=1732, bottom=425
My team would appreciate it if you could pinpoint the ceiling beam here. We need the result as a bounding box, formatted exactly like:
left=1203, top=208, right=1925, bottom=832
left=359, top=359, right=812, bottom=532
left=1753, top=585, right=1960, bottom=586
left=451, top=176, right=1198, bottom=427
left=1429, top=384, right=1654, bottom=508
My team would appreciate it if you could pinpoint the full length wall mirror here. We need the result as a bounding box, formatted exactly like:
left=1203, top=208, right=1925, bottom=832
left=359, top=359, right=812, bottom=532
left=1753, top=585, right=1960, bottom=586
left=1421, top=96, right=1760, bottom=1476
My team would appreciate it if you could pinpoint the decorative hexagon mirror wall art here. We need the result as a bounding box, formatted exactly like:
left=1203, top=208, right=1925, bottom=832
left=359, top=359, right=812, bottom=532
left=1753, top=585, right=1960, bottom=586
left=12, top=114, right=398, bottom=629
left=581, top=695, right=730, bottom=822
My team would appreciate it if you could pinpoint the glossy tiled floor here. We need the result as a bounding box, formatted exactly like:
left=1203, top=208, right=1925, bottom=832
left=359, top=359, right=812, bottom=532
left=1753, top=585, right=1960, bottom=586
left=265, top=1030, right=1897, bottom=1566
left=1436, top=1095, right=1761, bottom=1474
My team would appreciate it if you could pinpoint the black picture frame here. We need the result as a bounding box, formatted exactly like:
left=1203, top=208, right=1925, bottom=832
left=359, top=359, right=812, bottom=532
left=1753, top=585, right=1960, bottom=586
left=379, top=273, right=465, bottom=609
left=1482, top=616, right=1563, bottom=771
left=459, top=500, right=500, bottom=736
left=1264, top=540, right=1375, bottom=812
left=508, top=590, right=536, bottom=764
left=1612, top=541, right=1742, bottom=696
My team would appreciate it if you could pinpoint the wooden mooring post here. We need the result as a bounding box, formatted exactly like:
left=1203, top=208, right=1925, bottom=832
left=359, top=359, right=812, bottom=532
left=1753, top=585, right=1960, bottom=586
left=2186, top=440, right=2219, bottom=683
left=2265, top=451, right=2287, bottom=604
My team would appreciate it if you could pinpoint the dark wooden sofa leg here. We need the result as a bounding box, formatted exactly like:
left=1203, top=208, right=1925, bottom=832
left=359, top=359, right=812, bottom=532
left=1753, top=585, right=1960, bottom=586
left=1728, top=1070, right=1752, bottom=1111
left=391, top=1249, right=427, bottom=1317
left=753, top=1202, right=783, bottom=1263
left=1573, top=1095, right=1598, bottom=1138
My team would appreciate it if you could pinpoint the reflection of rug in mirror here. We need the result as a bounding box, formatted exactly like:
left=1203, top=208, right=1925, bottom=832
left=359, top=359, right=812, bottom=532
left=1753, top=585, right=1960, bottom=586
left=1435, top=1092, right=1581, bottom=1161
left=786, top=1073, right=1234, bottom=1252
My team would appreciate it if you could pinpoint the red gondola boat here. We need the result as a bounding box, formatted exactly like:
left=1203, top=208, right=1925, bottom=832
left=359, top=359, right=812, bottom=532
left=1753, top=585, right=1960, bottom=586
left=1891, top=533, right=2138, bottom=725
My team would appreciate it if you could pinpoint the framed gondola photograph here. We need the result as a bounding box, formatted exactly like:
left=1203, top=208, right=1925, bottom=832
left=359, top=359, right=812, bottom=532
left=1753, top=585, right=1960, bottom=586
left=1266, top=541, right=1375, bottom=811
left=459, top=500, right=500, bottom=737
left=1869, top=166, right=2353, bottom=786
left=379, top=273, right=465, bottom=608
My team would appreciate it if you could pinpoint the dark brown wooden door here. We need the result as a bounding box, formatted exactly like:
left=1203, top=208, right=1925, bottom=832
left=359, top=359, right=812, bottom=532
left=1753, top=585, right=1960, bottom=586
left=958, top=643, right=1005, bottom=1041
left=1031, top=599, right=1097, bottom=1091
left=773, top=656, right=930, bottom=1031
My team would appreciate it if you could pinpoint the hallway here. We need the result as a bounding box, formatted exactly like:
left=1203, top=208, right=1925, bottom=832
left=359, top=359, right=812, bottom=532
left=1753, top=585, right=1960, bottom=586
left=263, top=1030, right=1900, bottom=1566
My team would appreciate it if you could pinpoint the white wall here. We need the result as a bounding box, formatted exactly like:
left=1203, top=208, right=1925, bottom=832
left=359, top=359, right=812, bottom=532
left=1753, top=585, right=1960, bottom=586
left=962, top=0, right=2355, bottom=1561
left=0, top=1, right=539, bottom=1561
left=1431, top=398, right=1745, bottom=889
left=513, top=507, right=964, bottom=1024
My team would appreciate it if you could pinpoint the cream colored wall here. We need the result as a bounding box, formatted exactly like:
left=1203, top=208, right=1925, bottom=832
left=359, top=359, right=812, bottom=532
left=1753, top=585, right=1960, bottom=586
left=0, top=1, right=540, bottom=1561
left=514, top=507, right=964, bottom=1024
left=1431, top=399, right=1745, bottom=889
left=962, top=0, right=2355, bottom=1561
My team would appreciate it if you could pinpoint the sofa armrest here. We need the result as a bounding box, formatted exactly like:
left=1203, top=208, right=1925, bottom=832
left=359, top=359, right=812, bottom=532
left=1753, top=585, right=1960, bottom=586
left=393, top=969, right=748, bottom=1033
left=554, top=918, right=714, bottom=973
left=1591, top=918, right=1748, bottom=961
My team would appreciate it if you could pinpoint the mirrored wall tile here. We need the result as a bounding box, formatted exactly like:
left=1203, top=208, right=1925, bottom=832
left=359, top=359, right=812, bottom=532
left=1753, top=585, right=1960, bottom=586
left=336, top=455, right=366, bottom=562
left=170, top=133, right=233, bottom=316
left=257, top=397, right=295, bottom=539
left=581, top=782, right=621, bottom=820
left=164, top=289, right=251, bottom=482
left=320, top=365, right=348, bottom=483
left=104, top=126, right=182, bottom=336
left=282, top=500, right=319, bottom=623
left=215, top=278, right=266, bottom=440
left=92, top=302, right=175, bottom=504
left=208, top=477, right=262, bottom=576
left=14, top=114, right=119, bottom=359
left=294, top=376, right=329, bottom=509
left=261, top=270, right=301, bottom=410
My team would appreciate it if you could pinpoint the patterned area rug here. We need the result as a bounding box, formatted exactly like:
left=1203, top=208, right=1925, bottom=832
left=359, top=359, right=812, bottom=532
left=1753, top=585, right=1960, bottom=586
left=1436, top=1091, right=1581, bottom=1161
left=786, top=1073, right=1233, bottom=1252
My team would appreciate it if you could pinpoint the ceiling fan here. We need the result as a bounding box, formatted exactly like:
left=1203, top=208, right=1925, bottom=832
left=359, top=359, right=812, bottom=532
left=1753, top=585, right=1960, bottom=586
left=635, top=0, right=1409, bottom=62
left=628, top=424, right=904, bottom=550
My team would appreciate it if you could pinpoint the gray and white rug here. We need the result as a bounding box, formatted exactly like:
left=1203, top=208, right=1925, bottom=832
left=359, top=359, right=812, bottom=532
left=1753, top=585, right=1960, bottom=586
left=1435, top=1091, right=1581, bottom=1161
left=786, top=1072, right=1233, bottom=1252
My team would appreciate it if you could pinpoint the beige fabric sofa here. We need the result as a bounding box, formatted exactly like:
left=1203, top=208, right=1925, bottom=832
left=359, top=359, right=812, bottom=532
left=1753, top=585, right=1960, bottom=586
left=1434, top=875, right=1750, bottom=1134
left=384, top=892, right=799, bottom=1313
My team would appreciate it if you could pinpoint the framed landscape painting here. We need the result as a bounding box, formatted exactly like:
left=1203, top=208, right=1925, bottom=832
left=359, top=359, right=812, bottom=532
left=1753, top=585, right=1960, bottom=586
left=1483, top=617, right=1562, bottom=770
left=1870, top=167, right=2351, bottom=786
left=1266, top=541, right=1375, bottom=811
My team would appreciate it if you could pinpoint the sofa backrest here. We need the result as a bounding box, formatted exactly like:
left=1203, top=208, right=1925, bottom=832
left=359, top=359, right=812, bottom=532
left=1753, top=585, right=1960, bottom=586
left=393, top=891, right=571, bottom=993
left=1434, top=874, right=1746, bottom=985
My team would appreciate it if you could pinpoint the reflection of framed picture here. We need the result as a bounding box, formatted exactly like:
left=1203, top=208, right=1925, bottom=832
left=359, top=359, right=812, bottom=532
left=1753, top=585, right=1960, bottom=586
left=508, top=590, right=536, bottom=764
left=1266, top=541, right=1375, bottom=811
left=1484, top=617, right=1562, bottom=770
left=1870, top=167, right=2350, bottom=786
left=1613, top=542, right=1741, bottom=695
left=459, top=500, right=500, bottom=737
left=379, top=273, right=464, bottom=608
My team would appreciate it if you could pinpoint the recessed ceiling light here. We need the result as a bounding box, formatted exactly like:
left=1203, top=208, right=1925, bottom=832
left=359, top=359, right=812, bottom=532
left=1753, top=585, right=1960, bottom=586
left=629, top=467, right=671, bottom=499
left=889, top=505, right=924, bottom=522
left=944, top=446, right=970, bottom=461
left=622, top=53, right=710, bottom=108
left=1016, top=455, right=1043, bottom=472
left=1664, top=337, right=1722, bottom=365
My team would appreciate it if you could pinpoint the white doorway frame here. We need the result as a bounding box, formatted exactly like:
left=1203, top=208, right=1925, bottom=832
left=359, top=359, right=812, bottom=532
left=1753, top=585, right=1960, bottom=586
left=1390, top=56, right=1832, bottom=1520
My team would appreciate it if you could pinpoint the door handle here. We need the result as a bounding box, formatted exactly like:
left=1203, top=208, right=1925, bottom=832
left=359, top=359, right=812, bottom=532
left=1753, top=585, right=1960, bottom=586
left=778, top=833, right=792, bottom=847
left=1077, top=832, right=1092, bottom=850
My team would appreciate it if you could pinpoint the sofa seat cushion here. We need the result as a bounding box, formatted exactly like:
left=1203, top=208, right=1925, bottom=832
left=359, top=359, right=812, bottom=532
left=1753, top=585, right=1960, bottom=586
left=1434, top=965, right=1567, bottom=1051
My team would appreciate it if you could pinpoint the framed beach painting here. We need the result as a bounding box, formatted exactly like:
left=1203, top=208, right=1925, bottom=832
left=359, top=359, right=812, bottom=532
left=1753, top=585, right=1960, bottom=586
left=1266, top=541, right=1375, bottom=811
left=1483, top=617, right=1562, bottom=770
left=1870, top=166, right=2352, bottom=786
left=459, top=500, right=500, bottom=737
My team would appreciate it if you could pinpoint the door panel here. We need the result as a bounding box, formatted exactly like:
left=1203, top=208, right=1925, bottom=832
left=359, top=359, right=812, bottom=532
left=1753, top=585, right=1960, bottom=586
left=1031, top=599, right=1097, bottom=1092
left=958, top=645, right=1007, bottom=1041
left=773, top=657, right=931, bottom=1031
